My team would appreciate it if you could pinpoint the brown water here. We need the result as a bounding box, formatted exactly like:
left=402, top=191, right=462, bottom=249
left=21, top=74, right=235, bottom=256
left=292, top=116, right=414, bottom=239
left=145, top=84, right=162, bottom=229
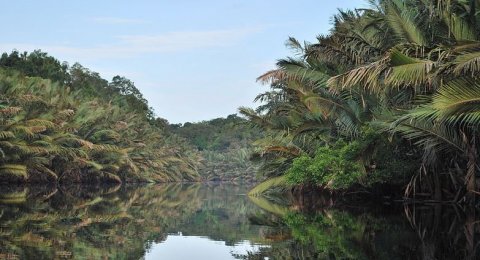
left=0, top=183, right=477, bottom=259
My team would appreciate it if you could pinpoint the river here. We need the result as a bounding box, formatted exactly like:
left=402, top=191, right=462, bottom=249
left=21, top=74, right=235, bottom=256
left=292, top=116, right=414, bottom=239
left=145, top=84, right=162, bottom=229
left=0, top=183, right=477, bottom=259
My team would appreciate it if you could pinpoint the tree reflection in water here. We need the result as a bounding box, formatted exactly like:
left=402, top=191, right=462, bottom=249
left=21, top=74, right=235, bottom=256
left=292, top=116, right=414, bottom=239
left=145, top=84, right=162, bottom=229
left=247, top=194, right=480, bottom=260
left=0, top=183, right=478, bottom=259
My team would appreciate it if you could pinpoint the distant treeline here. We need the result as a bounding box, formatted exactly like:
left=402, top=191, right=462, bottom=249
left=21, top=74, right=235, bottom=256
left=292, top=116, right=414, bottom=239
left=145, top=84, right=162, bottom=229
left=172, top=115, right=262, bottom=182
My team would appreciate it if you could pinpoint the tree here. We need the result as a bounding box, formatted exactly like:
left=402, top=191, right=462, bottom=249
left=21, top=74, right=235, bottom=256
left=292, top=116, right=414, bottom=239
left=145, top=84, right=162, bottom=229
left=244, top=0, right=480, bottom=202
left=0, top=52, right=201, bottom=184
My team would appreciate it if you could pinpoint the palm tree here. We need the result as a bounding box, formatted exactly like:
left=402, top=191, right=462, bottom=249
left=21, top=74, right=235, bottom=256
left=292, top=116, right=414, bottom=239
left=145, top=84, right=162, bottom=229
left=244, top=0, right=480, bottom=201
left=0, top=56, right=202, bottom=184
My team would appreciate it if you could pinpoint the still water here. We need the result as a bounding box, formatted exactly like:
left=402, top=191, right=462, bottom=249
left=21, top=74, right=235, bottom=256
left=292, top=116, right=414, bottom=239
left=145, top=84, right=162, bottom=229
left=0, top=183, right=477, bottom=259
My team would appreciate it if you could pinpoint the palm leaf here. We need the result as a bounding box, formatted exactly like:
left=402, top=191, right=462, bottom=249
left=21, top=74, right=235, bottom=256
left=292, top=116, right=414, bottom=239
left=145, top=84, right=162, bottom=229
left=384, top=0, right=428, bottom=45
left=432, top=78, right=480, bottom=125
left=452, top=51, right=480, bottom=76
left=385, top=48, right=435, bottom=87
left=0, top=164, right=28, bottom=178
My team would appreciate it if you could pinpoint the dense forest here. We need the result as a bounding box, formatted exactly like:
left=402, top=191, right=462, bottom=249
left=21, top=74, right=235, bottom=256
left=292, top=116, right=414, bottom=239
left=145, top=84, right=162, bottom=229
left=171, top=115, right=262, bottom=182
left=242, top=0, right=480, bottom=203
left=2, top=0, right=480, bottom=204
left=0, top=50, right=262, bottom=185
left=0, top=50, right=201, bottom=184
left=3, top=1, right=480, bottom=259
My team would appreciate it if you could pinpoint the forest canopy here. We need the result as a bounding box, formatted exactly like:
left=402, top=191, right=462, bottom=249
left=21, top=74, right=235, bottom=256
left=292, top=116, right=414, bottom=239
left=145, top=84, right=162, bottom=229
left=172, top=114, right=262, bottom=182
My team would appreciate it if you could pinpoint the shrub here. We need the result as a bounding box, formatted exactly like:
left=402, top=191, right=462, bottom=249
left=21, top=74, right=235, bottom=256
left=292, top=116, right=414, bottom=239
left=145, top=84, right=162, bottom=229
left=285, top=141, right=363, bottom=190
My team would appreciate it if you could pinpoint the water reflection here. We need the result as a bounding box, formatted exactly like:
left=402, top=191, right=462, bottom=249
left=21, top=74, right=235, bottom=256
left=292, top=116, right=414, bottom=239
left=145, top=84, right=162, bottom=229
left=0, top=183, right=478, bottom=259
left=248, top=196, right=480, bottom=260
left=145, top=235, right=266, bottom=259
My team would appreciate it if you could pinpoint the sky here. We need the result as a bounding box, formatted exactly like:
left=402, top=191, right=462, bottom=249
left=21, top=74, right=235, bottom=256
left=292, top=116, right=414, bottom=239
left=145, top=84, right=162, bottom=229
left=0, top=0, right=365, bottom=123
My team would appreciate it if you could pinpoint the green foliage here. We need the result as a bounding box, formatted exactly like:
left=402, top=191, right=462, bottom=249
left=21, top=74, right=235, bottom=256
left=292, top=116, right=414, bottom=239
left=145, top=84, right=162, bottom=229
left=0, top=50, right=70, bottom=83
left=285, top=141, right=363, bottom=189
left=173, top=114, right=262, bottom=181
left=174, top=114, right=260, bottom=151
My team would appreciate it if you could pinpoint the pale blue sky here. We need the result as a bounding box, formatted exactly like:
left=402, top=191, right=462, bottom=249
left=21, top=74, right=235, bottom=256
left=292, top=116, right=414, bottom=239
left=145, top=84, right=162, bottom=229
left=0, top=0, right=365, bottom=123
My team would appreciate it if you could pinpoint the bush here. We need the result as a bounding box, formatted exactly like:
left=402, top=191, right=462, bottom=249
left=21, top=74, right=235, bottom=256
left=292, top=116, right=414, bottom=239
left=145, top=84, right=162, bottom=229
left=285, top=126, right=420, bottom=190
left=285, top=141, right=363, bottom=190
